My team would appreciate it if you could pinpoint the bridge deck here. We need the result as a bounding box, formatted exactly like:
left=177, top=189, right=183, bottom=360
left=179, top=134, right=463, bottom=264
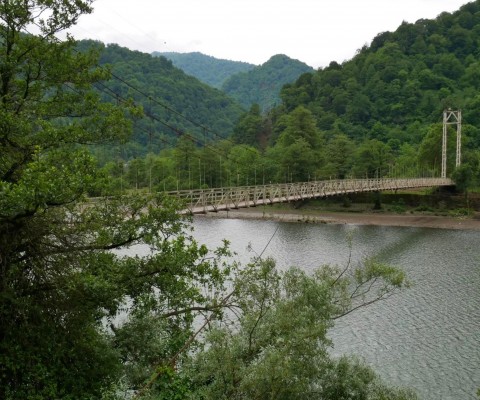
left=168, top=178, right=453, bottom=214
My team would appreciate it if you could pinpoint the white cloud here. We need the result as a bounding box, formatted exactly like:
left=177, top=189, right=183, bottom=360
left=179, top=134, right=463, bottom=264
left=69, top=0, right=469, bottom=68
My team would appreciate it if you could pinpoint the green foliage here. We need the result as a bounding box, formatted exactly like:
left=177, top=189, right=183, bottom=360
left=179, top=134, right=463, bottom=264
left=266, top=106, right=325, bottom=182
left=232, top=104, right=264, bottom=147
left=75, top=2, right=480, bottom=188
left=88, top=3, right=480, bottom=186
left=277, top=105, right=324, bottom=148
left=222, top=54, right=314, bottom=111
left=452, top=163, right=477, bottom=196
left=212, top=3, right=480, bottom=184
left=417, top=123, right=459, bottom=175
left=181, top=257, right=415, bottom=400
left=224, top=144, right=262, bottom=186
left=0, top=2, right=438, bottom=400
left=267, top=2, right=480, bottom=175
left=322, top=133, right=355, bottom=179
left=0, top=3, right=232, bottom=398
left=448, top=207, right=472, bottom=216
left=79, top=41, right=245, bottom=158
left=352, top=140, right=393, bottom=178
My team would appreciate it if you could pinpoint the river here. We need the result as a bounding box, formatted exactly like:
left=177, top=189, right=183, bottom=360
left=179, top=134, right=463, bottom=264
left=191, top=216, right=480, bottom=400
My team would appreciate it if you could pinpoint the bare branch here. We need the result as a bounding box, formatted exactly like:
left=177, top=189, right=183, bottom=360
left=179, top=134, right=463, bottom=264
left=332, top=291, right=397, bottom=320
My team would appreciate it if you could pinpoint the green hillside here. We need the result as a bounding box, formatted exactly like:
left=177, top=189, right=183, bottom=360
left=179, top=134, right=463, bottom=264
left=279, top=1, right=480, bottom=146
left=222, top=54, right=314, bottom=111
left=153, top=51, right=255, bottom=88
left=169, top=1, right=480, bottom=189
left=78, top=42, right=245, bottom=158
left=228, top=0, right=480, bottom=181
left=97, top=2, right=480, bottom=191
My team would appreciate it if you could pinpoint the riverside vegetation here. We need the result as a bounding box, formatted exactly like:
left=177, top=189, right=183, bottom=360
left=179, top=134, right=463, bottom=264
left=0, top=1, right=425, bottom=399
left=91, top=2, right=480, bottom=195
left=3, top=0, right=480, bottom=398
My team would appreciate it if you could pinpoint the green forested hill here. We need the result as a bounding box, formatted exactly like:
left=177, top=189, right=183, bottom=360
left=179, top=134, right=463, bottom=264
left=93, top=2, right=480, bottom=190
left=216, top=2, right=480, bottom=186
left=79, top=42, right=245, bottom=158
left=279, top=1, right=480, bottom=147
left=222, top=54, right=314, bottom=111
left=153, top=51, right=256, bottom=88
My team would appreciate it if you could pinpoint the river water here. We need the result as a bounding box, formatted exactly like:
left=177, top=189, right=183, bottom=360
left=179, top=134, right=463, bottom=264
left=191, top=216, right=480, bottom=400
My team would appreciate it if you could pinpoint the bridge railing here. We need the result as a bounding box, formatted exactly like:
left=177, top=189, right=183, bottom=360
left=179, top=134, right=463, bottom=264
left=167, top=177, right=453, bottom=214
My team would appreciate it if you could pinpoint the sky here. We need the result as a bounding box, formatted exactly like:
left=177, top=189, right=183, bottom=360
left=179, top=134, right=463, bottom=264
left=68, top=0, right=470, bottom=69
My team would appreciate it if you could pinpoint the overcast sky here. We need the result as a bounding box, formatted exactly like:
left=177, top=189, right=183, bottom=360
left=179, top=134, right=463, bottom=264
left=68, top=0, right=470, bottom=68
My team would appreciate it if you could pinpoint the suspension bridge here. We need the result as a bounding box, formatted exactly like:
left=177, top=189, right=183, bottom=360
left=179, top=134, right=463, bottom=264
left=168, top=109, right=461, bottom=214
left=170, top=177, right=454, bottom=214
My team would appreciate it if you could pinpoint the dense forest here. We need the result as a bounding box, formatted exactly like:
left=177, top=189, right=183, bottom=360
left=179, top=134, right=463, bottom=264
left=1, top=2, right=418, bottom=399
left=279, top=7, right=480, bottom=145
left=155, top=52, right=313, bottom=111
left=153, top=51, right=255, bottom=88
left=222, top=54, right=314, bottom=110
left=77, top=41, right=246, bottom=159
left=106, top=2, right=480, bottom=194
left=3, top=0, right=480, bottom=398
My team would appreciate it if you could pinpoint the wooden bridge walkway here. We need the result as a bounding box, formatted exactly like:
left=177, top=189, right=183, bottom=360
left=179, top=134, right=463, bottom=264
left=169, top=177, right=454, bottom=214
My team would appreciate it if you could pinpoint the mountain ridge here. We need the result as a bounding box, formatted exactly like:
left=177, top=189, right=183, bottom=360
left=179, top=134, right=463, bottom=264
left=78, top=41, right=246, bottom=159
left=156, top=51, right=314, bottom=111
left=153, top=51, right=256, bottom=88
left=221, top=54, right=314, bottom=111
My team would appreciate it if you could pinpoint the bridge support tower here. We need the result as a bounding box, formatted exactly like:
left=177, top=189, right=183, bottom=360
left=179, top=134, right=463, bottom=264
left=442, top=109, right=462, bottom=179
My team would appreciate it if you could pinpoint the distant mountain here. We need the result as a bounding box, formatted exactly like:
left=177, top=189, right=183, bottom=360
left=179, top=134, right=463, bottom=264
left=152, top=51, right=256, bottom=89
left=221, top=54, right=314, bottom=111
left=78, top=42, right=245, bottom=158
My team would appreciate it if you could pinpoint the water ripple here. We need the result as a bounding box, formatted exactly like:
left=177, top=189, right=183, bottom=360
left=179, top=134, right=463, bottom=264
left=192, top=217, right=480, bottom=399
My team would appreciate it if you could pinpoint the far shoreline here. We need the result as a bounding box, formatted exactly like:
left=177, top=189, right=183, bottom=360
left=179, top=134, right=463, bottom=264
left=194, top=207, right=480, bottom=231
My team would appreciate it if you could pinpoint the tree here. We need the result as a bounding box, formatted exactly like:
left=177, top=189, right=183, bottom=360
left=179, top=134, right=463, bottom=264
left=0, top=3, right=421, bottom=399
left=394, top=143, right=420, bottom=177
left=277, top=105, right=323, bottom=149
left=352, top=139, right=393, bottom=178
left=0, top=2, right=230, bottom=398
left=232, top=103, right=264, bottom=147
left=278, top=138, right=318, bottom=182
left=173, top=135, right=197, bottom=189
left=322, top=133, right=355, bottom=179
left=224, top=144, right=261, bottom=186
left=271, top=106, right=325, bottom=182
left=127, top=157, right=147, bottom=189
left=452, top=163, right=476, bottom=203
left=183, top=257, right=416, bottom=400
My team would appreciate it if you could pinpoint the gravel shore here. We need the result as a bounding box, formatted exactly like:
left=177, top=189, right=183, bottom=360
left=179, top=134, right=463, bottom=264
left=195, top=207, right=480, bottom=230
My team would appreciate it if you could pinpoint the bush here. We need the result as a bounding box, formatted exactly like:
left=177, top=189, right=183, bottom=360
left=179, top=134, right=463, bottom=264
left=449, top=208, right=472, bottom=217
left=415, top=205, right=434, bottom=213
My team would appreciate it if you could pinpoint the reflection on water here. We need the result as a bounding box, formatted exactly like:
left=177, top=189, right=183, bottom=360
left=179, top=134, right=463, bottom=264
left=192, top=216, right=480, bottom=400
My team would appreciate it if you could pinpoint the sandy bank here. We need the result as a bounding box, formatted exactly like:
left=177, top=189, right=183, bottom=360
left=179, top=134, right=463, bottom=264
left=195, top=207, right=480, bottom=231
